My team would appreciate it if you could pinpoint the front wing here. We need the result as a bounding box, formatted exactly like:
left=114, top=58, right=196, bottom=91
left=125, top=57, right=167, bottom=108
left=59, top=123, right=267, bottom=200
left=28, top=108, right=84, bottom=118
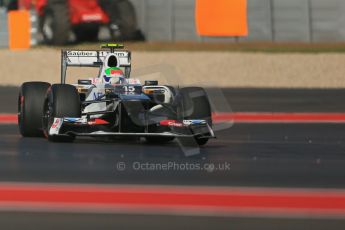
left=49, top=118, right=215, bottom=139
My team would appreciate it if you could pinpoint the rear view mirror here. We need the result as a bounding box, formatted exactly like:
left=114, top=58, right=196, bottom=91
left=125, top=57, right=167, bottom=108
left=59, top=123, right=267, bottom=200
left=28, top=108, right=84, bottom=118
left=145, top=80, right=158, bottom=86
left=78, top=80, right=92, bottom=85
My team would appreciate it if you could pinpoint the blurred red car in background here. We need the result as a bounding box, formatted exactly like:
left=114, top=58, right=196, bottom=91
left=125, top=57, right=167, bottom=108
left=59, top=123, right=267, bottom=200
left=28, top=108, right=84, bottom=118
left=7, top=0, right=142, bottom=44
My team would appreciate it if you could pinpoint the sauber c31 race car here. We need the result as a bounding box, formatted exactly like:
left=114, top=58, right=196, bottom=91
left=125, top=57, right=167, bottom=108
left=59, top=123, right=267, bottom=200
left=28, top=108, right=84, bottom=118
left=18, top=44, right=215, bottom=145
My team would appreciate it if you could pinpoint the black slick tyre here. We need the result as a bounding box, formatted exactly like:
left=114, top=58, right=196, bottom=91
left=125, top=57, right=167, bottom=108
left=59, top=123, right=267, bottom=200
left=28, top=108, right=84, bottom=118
left=18, top=82, right=51, bottom=137
left=40, top=0, right=70, bottom=45
left=43, top=84, right=81, bottom=142
left=100, top=0, right=139, bottom=41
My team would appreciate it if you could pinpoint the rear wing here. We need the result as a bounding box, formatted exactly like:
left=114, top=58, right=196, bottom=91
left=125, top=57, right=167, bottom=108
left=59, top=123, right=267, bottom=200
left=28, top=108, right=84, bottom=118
left=60, top=49, right=131, bottom=83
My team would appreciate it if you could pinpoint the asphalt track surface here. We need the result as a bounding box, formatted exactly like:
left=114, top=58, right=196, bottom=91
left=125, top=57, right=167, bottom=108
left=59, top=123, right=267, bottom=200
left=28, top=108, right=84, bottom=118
left=1, top=87, right=345, bottom=229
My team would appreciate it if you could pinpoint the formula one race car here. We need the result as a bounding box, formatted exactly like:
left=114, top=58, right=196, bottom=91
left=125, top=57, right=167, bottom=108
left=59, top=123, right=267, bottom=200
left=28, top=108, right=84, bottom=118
left=18, top=44, right=215, bottom=145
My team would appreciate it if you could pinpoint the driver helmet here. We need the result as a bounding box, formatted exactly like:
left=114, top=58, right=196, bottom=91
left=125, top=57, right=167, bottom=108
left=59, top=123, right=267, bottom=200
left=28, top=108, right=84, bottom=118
left=103, top=67, right=125, bottom=84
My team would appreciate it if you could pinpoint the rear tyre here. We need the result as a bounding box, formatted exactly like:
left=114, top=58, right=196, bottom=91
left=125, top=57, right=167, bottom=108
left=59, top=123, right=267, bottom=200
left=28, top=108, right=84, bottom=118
left=101, top=0, right=140, bottom=41
left=40, top=1, right=70, bottom=45
left=43, top=84, right=81, bottom=142
left=18, top=82, right=51, bottom=137
left=179, top=87, right=212, bottom=146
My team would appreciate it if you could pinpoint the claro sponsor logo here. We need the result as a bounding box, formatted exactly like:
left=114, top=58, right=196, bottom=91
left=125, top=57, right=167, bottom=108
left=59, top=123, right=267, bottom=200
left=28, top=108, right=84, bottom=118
left=51, top=118, right=61, bottom=129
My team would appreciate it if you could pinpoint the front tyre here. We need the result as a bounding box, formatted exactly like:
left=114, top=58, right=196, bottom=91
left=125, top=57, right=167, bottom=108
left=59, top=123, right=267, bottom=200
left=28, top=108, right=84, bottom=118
left=18, top=82, right=51, bottom=137
left=43, top=84, right=81, bottom=142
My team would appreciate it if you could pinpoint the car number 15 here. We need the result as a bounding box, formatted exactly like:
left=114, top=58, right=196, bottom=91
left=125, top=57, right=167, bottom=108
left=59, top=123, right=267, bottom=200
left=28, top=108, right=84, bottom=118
left=124, top=86, right=136, bottom=92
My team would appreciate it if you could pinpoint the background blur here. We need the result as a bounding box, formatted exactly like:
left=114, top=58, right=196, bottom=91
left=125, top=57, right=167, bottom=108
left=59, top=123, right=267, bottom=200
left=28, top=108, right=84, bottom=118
left=2, top=0, right=345, bottom=47
left=132, top=0, right=345, bottom=43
